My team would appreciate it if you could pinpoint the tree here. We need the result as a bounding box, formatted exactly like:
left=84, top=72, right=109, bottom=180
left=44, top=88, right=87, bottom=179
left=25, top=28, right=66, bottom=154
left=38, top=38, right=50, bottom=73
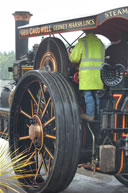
left=0, top=51, right=15, bottom=80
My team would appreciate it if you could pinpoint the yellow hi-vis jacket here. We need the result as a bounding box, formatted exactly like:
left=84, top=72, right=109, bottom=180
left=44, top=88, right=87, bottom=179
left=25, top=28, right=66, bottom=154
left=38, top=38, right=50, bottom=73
left=70, top=33, right=105, bottom=90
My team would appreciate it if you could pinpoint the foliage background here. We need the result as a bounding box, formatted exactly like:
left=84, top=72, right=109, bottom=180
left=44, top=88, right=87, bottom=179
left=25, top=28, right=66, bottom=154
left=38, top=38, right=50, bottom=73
left=0, top=51, right=15, bottom=80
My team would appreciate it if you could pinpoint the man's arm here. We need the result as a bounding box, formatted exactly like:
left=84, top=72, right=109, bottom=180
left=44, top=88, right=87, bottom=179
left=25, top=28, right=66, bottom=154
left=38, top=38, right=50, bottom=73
left=70, top=40, right=83, bottom=63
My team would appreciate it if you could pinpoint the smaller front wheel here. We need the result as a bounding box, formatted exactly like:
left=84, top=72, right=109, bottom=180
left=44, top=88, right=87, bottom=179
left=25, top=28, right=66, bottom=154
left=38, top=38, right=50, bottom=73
left=34, top=37, right=70, bottom=77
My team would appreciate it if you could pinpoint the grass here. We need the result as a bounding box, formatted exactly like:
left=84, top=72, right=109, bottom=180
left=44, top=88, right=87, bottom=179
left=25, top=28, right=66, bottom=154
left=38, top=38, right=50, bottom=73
left=0, top=137, right=35, bottom=193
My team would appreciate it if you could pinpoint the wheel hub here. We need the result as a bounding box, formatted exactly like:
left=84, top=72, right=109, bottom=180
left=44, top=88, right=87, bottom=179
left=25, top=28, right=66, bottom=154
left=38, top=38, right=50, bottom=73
left=29, top=115, right=43, bottom=149
left=29, top=124, right=41, bottom=142
left=40, top=51, right=57, bottom=72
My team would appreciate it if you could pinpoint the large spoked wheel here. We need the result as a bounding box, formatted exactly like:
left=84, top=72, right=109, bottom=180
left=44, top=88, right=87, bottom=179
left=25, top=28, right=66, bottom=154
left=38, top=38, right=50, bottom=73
left=34, top=37, right=70, bottom=77
left=9, top=70, right=80, bottom=193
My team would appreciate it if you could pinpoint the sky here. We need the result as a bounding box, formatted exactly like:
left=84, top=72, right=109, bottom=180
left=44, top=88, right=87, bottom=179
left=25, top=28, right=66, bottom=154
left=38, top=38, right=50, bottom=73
left=0, top=0, right=128, bottom=53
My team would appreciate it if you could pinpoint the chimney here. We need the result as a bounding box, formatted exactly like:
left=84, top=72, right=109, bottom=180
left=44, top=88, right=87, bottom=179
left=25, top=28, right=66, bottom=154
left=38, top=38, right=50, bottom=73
left=13, top=11, right=32, bottom=60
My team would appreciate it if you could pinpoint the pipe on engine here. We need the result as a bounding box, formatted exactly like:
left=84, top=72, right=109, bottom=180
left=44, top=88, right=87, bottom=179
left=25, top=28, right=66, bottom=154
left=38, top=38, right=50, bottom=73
left=13, top=11, right=32, bottom=60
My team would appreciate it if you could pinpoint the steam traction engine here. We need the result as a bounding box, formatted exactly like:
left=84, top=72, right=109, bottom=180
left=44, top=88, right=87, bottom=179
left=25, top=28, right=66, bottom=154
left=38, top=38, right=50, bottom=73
left=1, top=7, right=128, bottom=193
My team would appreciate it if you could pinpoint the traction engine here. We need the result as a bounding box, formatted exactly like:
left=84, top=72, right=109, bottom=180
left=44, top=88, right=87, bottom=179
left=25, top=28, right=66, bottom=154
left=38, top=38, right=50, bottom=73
left=1, top=7, right=128, bottom=193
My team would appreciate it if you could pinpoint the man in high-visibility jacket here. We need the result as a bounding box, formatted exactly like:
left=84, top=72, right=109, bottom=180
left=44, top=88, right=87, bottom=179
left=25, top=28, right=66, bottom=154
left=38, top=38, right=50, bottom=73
left=70, top=33, right=105, bottom=120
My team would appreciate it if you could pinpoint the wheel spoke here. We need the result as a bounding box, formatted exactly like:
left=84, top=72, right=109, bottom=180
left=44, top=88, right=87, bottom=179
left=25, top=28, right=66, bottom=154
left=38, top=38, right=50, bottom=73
left=37, top=88, right=42, bottom=114
left=20, top=109, right=32, bottom=119
left=43, top=116, right=55, bottom=128
left=0, top=132, right=8, bottom=136
left=34, top=155, right=44, bottom=180
left=28, top=88, right=43, bottom=115
left=40, top=83, right=49, bottom=115
left=40, top=152, right=48, bottom=176
left=31, top=100, right=34, bottom=116
left=51, top=102, right=53, bottom=118
left=41, top=97, right=51, bottom=119
left=19, top=136, right=30, bottom=140
left=45, top=134, right=56, bottom=140
left=40, top=83, right=47, bottom=106
left=44, top=145, right=54, bottom=160
left=35, top=149, right=38, bottom=171
left=27, top=89, right=38, bottom=106
left=29, top=141, right=33, bottom=152
left=26, top=124, right=30, bottom=129
left=25, top=151, right=36, bottom=164
left=48, top=157, right=51, bottom=174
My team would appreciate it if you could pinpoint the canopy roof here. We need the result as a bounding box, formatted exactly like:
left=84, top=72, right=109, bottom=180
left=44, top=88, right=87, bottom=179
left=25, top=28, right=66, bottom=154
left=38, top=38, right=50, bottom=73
left=19, top=6, right=128, bottom=42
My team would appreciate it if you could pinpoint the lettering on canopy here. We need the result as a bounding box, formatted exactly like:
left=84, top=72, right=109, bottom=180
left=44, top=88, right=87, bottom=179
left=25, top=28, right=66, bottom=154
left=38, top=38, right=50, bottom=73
left=98, top=7, right=128, bottom=25
left=105, top=7, right=128, bottom=18
left=19, top=16, right=97, bottom=38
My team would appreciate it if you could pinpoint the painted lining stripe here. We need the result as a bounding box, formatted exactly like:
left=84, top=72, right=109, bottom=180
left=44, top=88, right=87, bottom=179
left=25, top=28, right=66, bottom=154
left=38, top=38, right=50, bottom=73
left=81, top=58, right=104, bottom=62
left=80, top=66, right=102, bottom=70
left=81, top=40, right=105, bottom=62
